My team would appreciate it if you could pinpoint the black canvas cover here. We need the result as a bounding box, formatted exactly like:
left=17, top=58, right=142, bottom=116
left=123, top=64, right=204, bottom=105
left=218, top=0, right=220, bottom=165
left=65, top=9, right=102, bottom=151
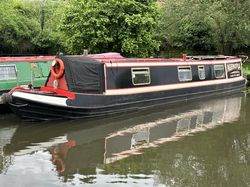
left=61, top=56, right=104, bottom=93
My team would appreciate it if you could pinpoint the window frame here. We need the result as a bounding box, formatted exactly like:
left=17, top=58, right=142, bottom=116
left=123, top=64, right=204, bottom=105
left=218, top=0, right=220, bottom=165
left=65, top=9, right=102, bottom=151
left=0, top=64, right=18, bottom=81
left=198, top=66, right=206, bottom=80
left=177, top=66, right=192, bottom=82
left=131, top=67, right=151, bottom=86
left=214, top=64, right=225, bottom=79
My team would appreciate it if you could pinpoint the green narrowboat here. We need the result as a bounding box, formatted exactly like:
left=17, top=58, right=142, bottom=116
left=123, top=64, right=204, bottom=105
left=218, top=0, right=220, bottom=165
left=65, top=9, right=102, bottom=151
left=0, top=56, right=55, bottom=112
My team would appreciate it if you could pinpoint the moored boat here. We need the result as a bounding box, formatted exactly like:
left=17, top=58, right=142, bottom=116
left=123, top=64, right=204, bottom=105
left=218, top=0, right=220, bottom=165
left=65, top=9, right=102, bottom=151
left=0, top=56, right=55, bottom=112
left=2, top=54, right=246, bottom=120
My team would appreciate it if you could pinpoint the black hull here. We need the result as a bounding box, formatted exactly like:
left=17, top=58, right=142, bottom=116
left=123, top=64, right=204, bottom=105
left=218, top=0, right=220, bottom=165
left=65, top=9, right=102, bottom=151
left=0, top=104, right=11, bottom=113
left=9, top=79, right=245, bottom=121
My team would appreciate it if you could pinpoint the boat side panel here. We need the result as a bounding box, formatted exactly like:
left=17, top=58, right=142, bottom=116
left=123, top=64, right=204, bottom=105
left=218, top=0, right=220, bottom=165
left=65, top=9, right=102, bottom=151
left=106, top=65, right=214, bottom=89
left=68, top=79, right=245, bottom=108
left=9, top=79, right=245, bottom=120
left=0, top=61, right=51, bottom=91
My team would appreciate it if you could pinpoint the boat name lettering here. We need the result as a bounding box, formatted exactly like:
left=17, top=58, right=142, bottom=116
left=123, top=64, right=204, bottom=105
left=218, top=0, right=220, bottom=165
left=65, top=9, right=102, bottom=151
left=227, top=63, right=241, bottom=72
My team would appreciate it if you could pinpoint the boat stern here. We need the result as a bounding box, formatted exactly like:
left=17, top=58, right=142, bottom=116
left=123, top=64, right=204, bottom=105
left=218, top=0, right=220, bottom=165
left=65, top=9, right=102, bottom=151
left=5, top=87, right=74, bottom=120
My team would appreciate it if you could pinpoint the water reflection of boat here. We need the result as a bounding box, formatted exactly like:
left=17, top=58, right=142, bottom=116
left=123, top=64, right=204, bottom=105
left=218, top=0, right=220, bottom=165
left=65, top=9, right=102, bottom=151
left=0, top=123, right=18, bottom=174
left=0, top=95, right=243, bottom=177
left=104, top=96, right=242, bottom=164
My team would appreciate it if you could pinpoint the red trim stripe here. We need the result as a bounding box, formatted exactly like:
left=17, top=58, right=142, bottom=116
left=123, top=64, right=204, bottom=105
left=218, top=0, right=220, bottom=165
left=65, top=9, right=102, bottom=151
left=9, top=86, right=75, bottom=99
left=103, top=59, right=241, bottom=67
left=0, top=56, right=55, bottom=63
left=99, top=58, right=241, bottom=64
left=8, top=86, right=30, bottom=94
left=40, top=86, right=76, bottom=99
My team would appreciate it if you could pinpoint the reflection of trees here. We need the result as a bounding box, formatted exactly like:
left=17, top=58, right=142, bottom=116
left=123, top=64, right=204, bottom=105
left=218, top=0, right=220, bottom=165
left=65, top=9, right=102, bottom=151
left=103, top=119, right=250, bottom=187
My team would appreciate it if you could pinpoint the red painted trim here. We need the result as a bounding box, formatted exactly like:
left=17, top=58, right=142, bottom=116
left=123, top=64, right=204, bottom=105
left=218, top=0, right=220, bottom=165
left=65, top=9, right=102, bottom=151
left=9, top=86, right=75, bottom=99
left=98, top=58, right=241, bottom=64
left=105, top=64, right=217, bottom=68
left=0, top=56, right=55, bottom=62
left=102, top=60, right=241, bottom=68
left=8, top=86, right=30, bottom=94
left=46, top=74, right=68, bottom=90
left=40, top=86, right=76, bottom=99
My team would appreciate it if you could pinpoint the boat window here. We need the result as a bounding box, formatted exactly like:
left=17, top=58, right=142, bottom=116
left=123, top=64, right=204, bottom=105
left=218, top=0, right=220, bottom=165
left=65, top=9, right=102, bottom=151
left=196, top=114, right=204, bottom=127
left=198, top=66, right=205, bottom=80
left=214, top=64, right=225, bottom=79
left=0, top=65, right=17, bottom=81
left=131, top=129, right=149, bottom=149
left=131, top=68, right=151, bottom=86
left=178, top=66, right=192, bottom=82
left=176, top=118, right=191, bottom=134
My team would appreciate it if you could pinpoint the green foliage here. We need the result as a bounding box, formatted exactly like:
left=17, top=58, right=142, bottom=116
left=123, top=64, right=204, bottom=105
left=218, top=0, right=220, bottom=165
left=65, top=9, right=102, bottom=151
left=0, top=0, right=40, bottom=54
left=60, top=0, right=161, bottom=57
left=0, top=0, right=66, bottom=55
left=30, top=0, right=68, bottom=54
left=160, top=0, right=214, bottom=52
left=0, top=0, right=250, bottom=56
left=160, top=0, right=250, bottom=55
left=206, top=0, right=250, bottom=54
left=243, top=62, right=250, bottom=76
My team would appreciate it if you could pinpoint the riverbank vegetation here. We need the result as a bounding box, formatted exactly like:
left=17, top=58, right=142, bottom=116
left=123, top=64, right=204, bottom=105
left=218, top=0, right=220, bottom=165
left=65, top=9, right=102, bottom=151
left=243, top=61, right=250, bottom=76
left=0, top=0, right=250, bottom=57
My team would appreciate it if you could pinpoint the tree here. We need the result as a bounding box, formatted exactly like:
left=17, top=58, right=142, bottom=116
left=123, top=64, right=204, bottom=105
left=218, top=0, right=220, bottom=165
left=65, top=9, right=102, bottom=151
left=206, top=0, right=250, bottom=54
left=159, top=0, right=214, bottom=53
left=28, top=0, right=68, bottom=54
left=0, top=0, right=67, bottom=55
left=60, top=0, right=161, bottom=57
left=160, top=0, right=250, bottom=55
left=0, top=0, right=39, bottom=54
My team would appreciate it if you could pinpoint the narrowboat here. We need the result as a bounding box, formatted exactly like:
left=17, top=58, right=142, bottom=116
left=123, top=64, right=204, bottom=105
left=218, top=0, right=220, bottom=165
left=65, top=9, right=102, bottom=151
left=2, top=54, right=246, bottom=120
left=0, top=56, right=54, bottom=112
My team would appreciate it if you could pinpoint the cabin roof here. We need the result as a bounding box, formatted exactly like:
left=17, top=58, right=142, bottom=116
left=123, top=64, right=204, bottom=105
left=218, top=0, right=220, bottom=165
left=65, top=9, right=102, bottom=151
left=186, top=55, right=236, bottom=60
left=0, top=54, right=240, bottom=64
left=85, top=53, right=241, bottom=64
left=93, top=56, right=241, bottom=64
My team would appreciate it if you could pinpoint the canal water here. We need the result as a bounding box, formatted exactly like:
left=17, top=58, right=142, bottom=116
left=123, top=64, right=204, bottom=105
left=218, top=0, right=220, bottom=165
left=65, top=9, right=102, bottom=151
left=0, top=92, right=249, bottom=187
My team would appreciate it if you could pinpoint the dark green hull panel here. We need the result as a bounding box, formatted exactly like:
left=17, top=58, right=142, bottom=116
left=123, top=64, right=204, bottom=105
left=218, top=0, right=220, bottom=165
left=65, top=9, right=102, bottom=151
left=0, top=61, right=51, bottom=92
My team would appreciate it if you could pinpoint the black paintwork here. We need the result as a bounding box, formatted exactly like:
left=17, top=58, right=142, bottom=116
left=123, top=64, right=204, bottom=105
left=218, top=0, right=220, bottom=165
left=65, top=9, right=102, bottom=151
left=9, top=80, right=245, bottom=120
left=60, top=56, right=105, bottom=93
left=106, top=64, right=215, bottom=89
left=0, top=104, right=11, bottom=113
